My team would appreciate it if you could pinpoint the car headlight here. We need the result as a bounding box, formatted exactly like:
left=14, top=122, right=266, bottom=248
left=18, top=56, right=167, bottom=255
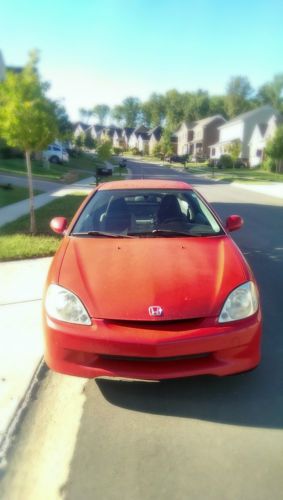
left=219, top=281, right=259, bottom=323
left=45, top=284, right=91, bottom=325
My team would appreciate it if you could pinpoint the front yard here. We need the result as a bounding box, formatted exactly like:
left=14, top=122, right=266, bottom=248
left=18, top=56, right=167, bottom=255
left=0, top=192, right=86, bottom=261
left=0, top=185, right=41, bottom=208
left=184, top=165, right=283, bottom=183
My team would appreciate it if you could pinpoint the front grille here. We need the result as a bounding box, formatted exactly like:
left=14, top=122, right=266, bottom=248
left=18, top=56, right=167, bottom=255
left=100, top=353, right=210, bottom=363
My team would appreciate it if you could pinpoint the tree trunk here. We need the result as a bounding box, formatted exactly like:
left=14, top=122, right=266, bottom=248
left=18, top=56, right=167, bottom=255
left=25, top=151, right=36, bottom=234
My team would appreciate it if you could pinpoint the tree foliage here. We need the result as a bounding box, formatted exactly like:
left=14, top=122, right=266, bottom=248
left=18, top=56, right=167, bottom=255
left=225, top=76, right=254, bottom=118
left=0, top=51, right=61, bottom=233
left=93, top=104, right=110, bottom=125
left=112, top=97, right=141, bottom=128
left=265, top=125, right=283, bottom=172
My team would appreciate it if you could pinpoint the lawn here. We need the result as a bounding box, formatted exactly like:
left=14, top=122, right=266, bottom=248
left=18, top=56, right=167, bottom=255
left=184, top=165, right=283, bottom=183
left=0, top=192, right=87, bottom=261
left=0, top=154, right=124, bottom=183
left=0, top=185, right=41, bottom=208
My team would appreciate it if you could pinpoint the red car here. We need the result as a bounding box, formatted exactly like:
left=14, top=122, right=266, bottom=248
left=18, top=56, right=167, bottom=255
left=43, top=179, right=262, bottom=380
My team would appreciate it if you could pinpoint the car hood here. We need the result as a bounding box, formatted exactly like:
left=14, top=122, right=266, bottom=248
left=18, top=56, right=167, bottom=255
left=58, top=236, right=248, bottom=321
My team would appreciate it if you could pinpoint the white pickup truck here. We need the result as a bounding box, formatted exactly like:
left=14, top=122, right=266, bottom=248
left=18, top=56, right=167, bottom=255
left=42, top=144, right=69, bottom=164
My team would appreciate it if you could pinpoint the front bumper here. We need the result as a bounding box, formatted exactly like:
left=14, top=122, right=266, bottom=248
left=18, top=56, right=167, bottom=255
left=43, top=312, right=262, bottom=380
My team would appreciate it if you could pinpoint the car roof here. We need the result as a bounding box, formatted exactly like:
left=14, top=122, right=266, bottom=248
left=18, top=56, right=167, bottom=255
left=98, top=179, right=193, bottom=191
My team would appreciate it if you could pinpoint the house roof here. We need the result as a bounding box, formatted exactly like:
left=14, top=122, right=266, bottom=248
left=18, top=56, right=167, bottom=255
left=123, top=127, right=134, bottom=138
left=149, top=126, right=163, bottom=140
left=218, top=105, right=276, bottom=128
left=138, top=132, right=150, bottom=141
left=73, top=122, right=89, bottom=131
left=177, top=114, right=225, bottom=132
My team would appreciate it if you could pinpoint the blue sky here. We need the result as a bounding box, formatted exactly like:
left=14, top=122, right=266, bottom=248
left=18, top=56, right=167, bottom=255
left=1, top=0, right=283, bottom=120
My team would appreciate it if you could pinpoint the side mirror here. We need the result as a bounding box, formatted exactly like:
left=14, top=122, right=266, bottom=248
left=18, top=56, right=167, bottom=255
left=50, top=217, right=68, bottom=235
left=226, top=215, right=244, bottom=232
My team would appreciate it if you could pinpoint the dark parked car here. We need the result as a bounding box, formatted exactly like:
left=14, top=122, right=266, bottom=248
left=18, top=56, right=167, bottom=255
left=119, top=158, right=127, bottom=168
left=166, top=154, right=189, bottom=164
left=97, top=166, right=113, bottom=176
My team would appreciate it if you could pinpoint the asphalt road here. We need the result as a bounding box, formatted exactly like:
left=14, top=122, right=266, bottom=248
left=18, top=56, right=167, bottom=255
left=1, top=162, right=283, bottom=500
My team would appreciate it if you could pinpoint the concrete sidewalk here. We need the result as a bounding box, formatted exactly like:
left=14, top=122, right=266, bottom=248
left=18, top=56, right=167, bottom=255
left=232, top=182, right=283, bottom=200
left=0, top=176, right=95, bottom=228
left=0, top=257, right=52, bottom=460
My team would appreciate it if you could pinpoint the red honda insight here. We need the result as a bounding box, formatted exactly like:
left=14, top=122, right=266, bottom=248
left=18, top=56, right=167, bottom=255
left=43, top=179, right=262, bottom=380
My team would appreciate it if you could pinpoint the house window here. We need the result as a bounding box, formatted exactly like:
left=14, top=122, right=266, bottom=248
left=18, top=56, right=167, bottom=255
left=256, top=149, right=262, bottom=158
left=211, top=148, right=216, bottom=156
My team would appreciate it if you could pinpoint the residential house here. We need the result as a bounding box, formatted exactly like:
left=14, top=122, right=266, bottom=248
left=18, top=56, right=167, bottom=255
left=249, top=114, right=282, bottom=166
left=113, top=129, right=123, bottom=148
left=0, top=50, right=5, bottom=80
left=137, top=131, right=150, bottom=154
left=87, top=124, right=104, bottom=140
left=209, top=105, right=277, bottom=163
left=73, top=122, right=89, bottom=139
left=128, top=125, right=149, bottom=150
left=100, top=125, right=121, bottom=144
left=148, top=126, right=163, bottom=154
left=121, top=127, right=134, bottom=149
left=176, top=115, right=226, bottom=157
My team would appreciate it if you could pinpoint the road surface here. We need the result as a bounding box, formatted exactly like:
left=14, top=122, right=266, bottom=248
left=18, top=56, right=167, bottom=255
left=1, top=161, right=283, bottom=500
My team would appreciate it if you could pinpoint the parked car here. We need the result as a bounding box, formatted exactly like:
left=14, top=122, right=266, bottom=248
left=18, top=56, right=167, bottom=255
left=42, top=144, right=69, bottom=164
left=119, top=158, right=127, bottom=168
left=43, top=179, right=262, bottom=380
left=166, top=154, right=188, bottom=164
left=97, top=166, right=113, bottom=176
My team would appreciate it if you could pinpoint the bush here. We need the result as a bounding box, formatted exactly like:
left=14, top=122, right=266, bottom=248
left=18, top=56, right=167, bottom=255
left=262, top=157, right=276, bottom=172
left=0, top=139, right=24, bottom=159
left=113, top=147, right=123, bottom=155
left=217, top=154, right=233, bottom=169
left=130, top=147, right=141, bottom=156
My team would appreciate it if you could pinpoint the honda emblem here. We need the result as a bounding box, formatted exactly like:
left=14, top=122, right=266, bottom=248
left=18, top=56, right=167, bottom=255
left=148, top=306, right=163, bottom=317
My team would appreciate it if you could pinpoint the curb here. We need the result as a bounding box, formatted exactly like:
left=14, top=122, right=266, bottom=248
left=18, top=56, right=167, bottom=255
left=0, top=358, right=48, bottom=472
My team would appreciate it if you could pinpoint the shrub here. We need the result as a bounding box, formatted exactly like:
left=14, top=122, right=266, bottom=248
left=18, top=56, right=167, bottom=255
left=113, top=147, right=123, bottom=155
left=262, top=157, right=276, bottom=172
left=130, top=147, right=140, bottom=156
left=217, top=154, right=233, bottom=169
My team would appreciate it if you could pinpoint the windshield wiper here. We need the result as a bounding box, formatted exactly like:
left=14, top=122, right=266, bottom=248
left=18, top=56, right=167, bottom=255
left=128, top=229, right=200, bottom=237
left=72, top=231, right=134, bottom=238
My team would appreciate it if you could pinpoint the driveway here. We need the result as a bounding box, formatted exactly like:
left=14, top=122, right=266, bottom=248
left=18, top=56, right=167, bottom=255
left=1, top=161, right=283, bottom=500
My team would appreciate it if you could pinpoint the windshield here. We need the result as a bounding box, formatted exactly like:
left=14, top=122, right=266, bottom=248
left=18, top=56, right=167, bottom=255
left=71, top=189, right=223, bottom=237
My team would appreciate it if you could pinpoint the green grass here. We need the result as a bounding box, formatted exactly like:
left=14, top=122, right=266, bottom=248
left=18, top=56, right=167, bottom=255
left=0, top=185, right=41, bottom=208
left=184, top=165, right=283, bottom=183
left=0, top=154, right=121, bottom=182
left=0, top=192, right=87, bottom=261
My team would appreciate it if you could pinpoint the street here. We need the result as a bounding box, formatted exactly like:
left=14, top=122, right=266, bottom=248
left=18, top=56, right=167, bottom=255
left=1, top=161, right=283, bottom=500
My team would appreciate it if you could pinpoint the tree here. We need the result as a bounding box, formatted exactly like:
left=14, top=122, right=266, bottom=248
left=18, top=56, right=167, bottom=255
left=84, top=131, right=96, bottom=150
left=0, top=51, right=59, bottom=233
left=93, top=104, right=110, bottom=125
left=79, top=107, right=92, bottom=123
left=228, top=141, right=241, bottom=168
left=96, top=139, right=112, bottom=162
left=225, top=76, right=254, bottom=118
left=265, top=125, right=283, bottom=173
left=159, top=128, right=174, bottom=157
left=142, top=93, right=166, bottom=128
left=55, top=103, right=72, bottom=141
left=112, top=97, right=141, bottom=128
left=164, top=89, right=186, bottom=130
left=257, top=74, right=283, bottom=113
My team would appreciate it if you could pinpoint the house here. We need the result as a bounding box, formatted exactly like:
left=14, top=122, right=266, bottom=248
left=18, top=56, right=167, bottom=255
left=176, top=115, right=226, bottom=157
left=0, top=50, right=5, bottom=81
left=113, top=129, right=122, bottom=148
left=209, top=105, right=277, bottom=163
left=249, top=114, right=283, bottom=166
left=73, top=122, right=89, bottom=139
left=148, top=126, right=163, bottom=154
left=100, top=125, right=121, bottom=144
left=87, top=124, right=104, bottom=140
left=137, top=132, right=150, bottom=154
left=128, top=125, right=149, bottom=150
left=121, top=127, right=134, bottom=149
